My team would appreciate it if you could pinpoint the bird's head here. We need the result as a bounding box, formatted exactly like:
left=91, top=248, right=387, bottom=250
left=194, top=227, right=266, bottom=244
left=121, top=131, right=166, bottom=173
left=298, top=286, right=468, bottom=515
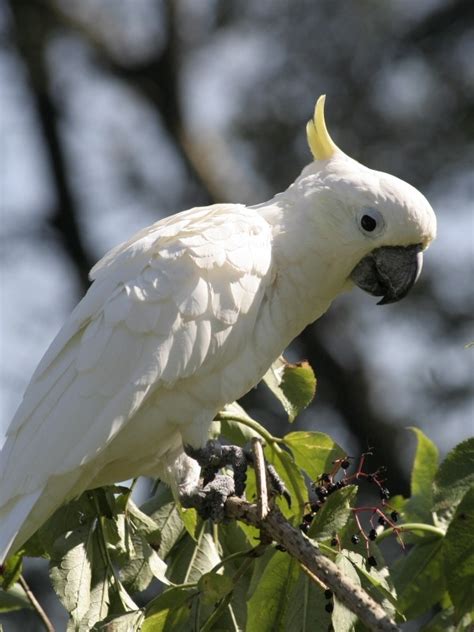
left=296, top=95, right=437, bottom=304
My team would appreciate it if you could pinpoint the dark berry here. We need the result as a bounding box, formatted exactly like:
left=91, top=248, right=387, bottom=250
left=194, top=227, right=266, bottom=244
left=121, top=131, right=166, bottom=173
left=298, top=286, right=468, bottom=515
left=325, top=602, right=334, bottom=613
left=380, top=488, right=390, bottom=500
left=367, top=555, right=377, bottom=567
left=299, top=523, right=310, bottom=534
left=275, top=544, right=286, bottom=552
left=310, top=502, right=321, bottom=513
left=327, top=483, right=337, bottom=494
left=368, top=528, right=377, bottom=541
left=324, top=589, right=333, bottom=599
left=390, top=511, right=399, bottom=522
left=337, top=480, right=347, bottom=489
left=322, top=473, right=331, bottom=483
left=378, top=516, right=387, bottom=527
left=351, top=534, right=360, bottom=545
left=318, top=495, right=327, bottom=504
left=303, top=513, right=314, bottom=524
left=341, top=459, right=350, bottom=469
left=330, top=537, right=338, bottom=547
left=318, top=488, right=328, bottom=498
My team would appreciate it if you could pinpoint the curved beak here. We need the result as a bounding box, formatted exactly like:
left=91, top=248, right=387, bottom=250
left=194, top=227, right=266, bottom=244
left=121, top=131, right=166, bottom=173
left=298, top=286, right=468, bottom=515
left=350, top=244, right=423, bottom=305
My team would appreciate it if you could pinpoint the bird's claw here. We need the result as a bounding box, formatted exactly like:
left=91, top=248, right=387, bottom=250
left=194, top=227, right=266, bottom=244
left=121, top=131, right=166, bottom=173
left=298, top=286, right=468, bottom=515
left=181, top=440, right=290, bottom=520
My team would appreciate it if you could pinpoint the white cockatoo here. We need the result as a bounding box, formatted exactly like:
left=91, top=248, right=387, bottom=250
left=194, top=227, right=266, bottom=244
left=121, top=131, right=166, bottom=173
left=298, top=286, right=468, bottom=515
left=0, top=96, right=436, bottom=562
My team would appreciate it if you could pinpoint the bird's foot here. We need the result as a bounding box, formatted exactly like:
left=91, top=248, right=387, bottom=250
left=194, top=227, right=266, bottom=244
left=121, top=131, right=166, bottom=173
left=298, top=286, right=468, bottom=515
left=180, top=440, right=290, bottom=521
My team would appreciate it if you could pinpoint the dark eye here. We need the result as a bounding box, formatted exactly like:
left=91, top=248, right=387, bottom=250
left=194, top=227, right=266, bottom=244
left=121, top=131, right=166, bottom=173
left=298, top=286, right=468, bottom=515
left=357, top=208, right=385, bottom=236
left=361, top=214, right=377, bottom=232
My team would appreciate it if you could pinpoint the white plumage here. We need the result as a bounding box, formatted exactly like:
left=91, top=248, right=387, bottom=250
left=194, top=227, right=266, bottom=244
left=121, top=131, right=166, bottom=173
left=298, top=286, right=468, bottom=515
left=0, top=97, right=436, bottom=562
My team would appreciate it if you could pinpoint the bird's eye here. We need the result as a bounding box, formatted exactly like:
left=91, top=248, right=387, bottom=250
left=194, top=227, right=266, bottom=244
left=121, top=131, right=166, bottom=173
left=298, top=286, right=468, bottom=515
left=361, top=214, right=377, bottom=232
left=358, top=207, right=385, bottom=237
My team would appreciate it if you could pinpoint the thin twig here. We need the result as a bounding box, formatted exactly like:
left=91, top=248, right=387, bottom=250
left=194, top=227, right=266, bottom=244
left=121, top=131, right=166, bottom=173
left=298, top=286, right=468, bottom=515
left=19, top=575, right=55, bottom=632
left=252, top=437, right=269, bottom=520
left=225, top=497, right=400, bottom=632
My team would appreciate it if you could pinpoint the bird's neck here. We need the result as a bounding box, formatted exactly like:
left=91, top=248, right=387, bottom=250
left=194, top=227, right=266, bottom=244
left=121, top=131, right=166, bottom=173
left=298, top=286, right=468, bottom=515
left=251, top=192, right=352, bottom=339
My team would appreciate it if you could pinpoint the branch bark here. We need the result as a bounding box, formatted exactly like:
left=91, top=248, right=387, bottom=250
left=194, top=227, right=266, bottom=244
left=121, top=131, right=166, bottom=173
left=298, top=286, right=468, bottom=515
left=225, top=497, right=399, bottom=632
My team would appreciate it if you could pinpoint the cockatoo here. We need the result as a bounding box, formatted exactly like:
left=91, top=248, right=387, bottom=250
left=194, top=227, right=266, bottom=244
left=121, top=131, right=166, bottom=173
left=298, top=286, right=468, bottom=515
left=0, top=96, right=436, bottom=563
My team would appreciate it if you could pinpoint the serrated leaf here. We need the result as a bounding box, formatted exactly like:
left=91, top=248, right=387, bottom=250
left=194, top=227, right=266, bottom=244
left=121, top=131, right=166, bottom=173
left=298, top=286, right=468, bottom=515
left=25, top=492, right=97, bottom=557
left=143, top=586, right=195, bottom=632
left=247, top=551, right=300, bottom=631
left=77, top=533, right=110, bottom=630
left=433, top=438, right=474, bottom=524
left=284, top=431, right=345, bottom=481
left=285, top=570, right=331, bottom=631
left=198, top=571, right=234, bottom=605
left=308, top=485, right=358, bottom=541
left=403, top=428, right=439, bottom=523
left=443, top=486, right=474, bottom=620
left=120, top=531, right=168, bottom=593
left=332, top=553, right=360, bottom=632
left=263, top=357, right=316, bottom=422
left=392, top=538, right=445, bottom=618
left=49, top=525, right=95, bottom=626
left=0, top=584, right=32, bottom=613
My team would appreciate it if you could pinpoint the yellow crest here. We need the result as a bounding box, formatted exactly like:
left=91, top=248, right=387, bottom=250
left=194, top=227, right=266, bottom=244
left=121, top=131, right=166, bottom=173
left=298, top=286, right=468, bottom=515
left=306, top=95, right=339, bottom=160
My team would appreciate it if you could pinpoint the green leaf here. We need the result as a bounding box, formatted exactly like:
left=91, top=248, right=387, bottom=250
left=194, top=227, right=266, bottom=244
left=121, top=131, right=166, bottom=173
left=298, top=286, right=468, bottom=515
left=78, top=533, right=110, bottom=631
left=198, top=571, right=234, bottom=605
left=392, top=538, right=445, bottom=619
left=167, top=525, right=222, bottom=586
left=266, top=444, right=307, bottom=519
left=308, top=485, right=357, bottom=542
left=346, top=551, right=403, bottom=621
left=126, top=498, right=161, bottom=539
left=92, top=610, right=145, bottom=631
left=246, top=551, right=300, bottom=631
left=143, top=586, right=195, bottom=632
left=25, top=492, right=98, bottom=558
left=49, top=524, right=95, bottom=627
left=119, top=531, right=169, bottom=593
left=285, top=570, right=331, bottom=631
left=443, top=486, right=474, bottom=620
left=263, top=357, right=317, bottom=422
left=332, top=553, right=360, bottom=632
left=141, top=485, right=185, bottom=559
left=0, top=584, right=32, bottom=613
left=433, top=438, right=474, bottom=524
left=284, top=431, right=345, bottom=481
left=403, top=428, right=439, bottom=523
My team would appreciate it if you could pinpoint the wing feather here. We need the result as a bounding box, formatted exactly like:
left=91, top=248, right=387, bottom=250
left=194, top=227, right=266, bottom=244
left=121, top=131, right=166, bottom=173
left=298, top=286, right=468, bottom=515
left=1, top=203, right=274, bottom=560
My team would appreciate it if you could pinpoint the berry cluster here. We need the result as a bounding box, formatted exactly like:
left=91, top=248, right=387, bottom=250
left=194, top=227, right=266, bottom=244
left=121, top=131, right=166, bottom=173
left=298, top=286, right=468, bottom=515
left=297, top=449, right=403, bottom=568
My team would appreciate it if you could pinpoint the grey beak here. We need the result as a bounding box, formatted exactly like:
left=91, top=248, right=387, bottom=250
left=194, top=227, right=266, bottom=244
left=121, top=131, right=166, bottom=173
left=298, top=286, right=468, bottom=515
left=350, top=244, right=423, bottom=305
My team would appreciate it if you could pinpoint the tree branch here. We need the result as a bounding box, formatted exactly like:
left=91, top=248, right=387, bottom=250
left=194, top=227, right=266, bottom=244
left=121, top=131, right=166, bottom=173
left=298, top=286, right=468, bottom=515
left=19, top=575, right=55, bottom=632
left=225, top=497, right=399, bottom=632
